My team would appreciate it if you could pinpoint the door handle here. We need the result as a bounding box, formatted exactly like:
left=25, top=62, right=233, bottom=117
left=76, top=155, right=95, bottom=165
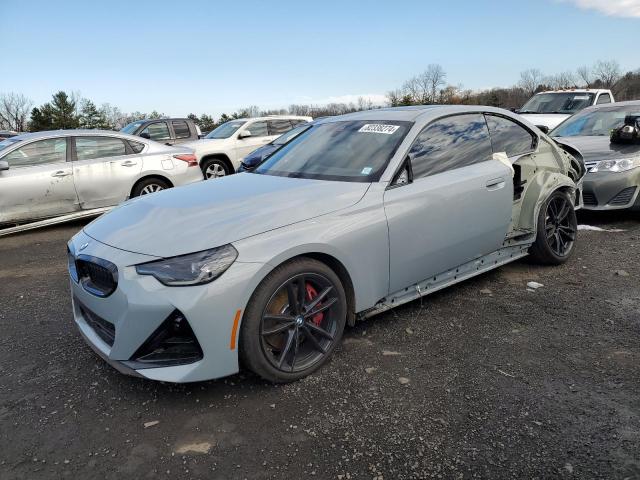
left=121, top=160, right=137, bottom=167
left=485, top=178, right=506, bottom=190
left=51, top=170, right=71, bottom=177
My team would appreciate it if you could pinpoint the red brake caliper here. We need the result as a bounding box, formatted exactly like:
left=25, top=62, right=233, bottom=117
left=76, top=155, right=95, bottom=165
left=305, top=283, right=324, bottom=326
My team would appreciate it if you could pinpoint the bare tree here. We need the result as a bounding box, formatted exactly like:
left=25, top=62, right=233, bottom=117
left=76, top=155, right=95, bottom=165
left=518, top=69, right=544, bottom=96
left=423, top=64, right=446, bottom=103
left=0, top=92, right=33, bottom=131
left=576, top=65, right=593, bottom=87
left=546, top=71, right=577, bottom=90
left=592, top=59, right=621, bottom=88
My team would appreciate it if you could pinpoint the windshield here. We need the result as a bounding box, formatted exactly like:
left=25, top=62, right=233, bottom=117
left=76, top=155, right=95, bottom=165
left=120, top=121, right=145, bottom=134
left=205, top=120, right=246, bottom=139
left=0, top=137, right=21, bottom=151
left=273, top=124, right=312, bottom=146
left=521, top=92, right=595, bottom=114
left=551, top=106, right=640, bottom=137
left=254, top=120, right=412, bottom=182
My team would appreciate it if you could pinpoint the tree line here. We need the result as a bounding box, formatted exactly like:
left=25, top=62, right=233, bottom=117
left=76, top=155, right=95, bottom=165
left=1, top=59, right=638, bottom=134
left=388, top=59, right=639, bottom=109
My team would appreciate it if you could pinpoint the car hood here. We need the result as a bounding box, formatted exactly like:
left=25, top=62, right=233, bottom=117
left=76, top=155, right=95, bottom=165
left=519, top=113, right=570, bottom=130
left=84, top=173, right=370, bottom=258
left=553, top=136, right=640, bottom=163
left=181, top=138, right=232, bottom=152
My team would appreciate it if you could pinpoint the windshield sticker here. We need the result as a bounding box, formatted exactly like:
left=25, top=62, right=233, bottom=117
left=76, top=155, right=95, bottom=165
left=358, top=124, right=400, bottom=135
left=573, top=95, right=590, bottom=100
left=361, top=167, right=373, bottom=175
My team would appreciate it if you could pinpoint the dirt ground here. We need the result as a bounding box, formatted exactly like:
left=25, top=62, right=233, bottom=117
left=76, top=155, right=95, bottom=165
left=1, top=211, right=639, bottom=479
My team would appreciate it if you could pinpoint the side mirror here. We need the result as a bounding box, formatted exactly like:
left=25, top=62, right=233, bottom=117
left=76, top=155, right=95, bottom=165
left=238, top=130, right=252, bottom=139
left=139, top=132, right=151, bottom=140
left=391, top=155, right=414, bottom=187
left=0, top=160, right=9, bottom=171
left=536, top=125, right=550, bottom=134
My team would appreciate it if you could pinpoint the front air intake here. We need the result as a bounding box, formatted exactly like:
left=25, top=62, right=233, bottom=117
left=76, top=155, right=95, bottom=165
left=126, top=311, right=203, bottom=368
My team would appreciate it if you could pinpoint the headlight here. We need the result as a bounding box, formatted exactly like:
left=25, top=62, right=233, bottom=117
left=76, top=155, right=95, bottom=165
left=135, top=244, right=238, bottom=286
left=591, top=156, right=640, bottom=173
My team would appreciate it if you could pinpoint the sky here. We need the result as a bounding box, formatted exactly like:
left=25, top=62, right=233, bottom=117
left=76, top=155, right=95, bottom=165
left=1, top=0, right=639, bottom=117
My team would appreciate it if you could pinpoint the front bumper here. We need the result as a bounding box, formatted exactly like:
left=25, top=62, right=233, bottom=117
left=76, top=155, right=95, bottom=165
left=68, top=230, right=266, bottom=383
left=581, top=169, right=640, bottom=211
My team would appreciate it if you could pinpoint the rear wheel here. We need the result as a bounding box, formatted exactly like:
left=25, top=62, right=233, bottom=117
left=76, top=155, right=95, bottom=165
left=240, top=258, right=347, bottom=383
left=201, top=158, right=229, bottom=180
left=529, top=190, right=577, bottom=265
left=131, top=177, right=170, bottom=197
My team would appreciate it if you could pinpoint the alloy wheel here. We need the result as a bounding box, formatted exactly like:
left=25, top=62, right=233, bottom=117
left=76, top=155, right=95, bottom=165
left=205, top=163, right=226, bottom=179
left=260, top=273, right=340, bottom=373
left=140, top=184, right=164, bottom=195
left=544, top=195, right=576, bottom=256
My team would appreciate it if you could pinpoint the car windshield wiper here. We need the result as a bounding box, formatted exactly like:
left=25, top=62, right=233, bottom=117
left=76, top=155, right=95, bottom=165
left=519, top=110, right=539, bottom=114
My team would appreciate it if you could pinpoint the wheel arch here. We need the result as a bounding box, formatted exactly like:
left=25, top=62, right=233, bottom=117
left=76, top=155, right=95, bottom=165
left=200, top=154, right=235, bottom=174
left=241, top=247, right=360, bottom=327
left=517, top=171, right=576, bottom=234
left=130, top=174, right=174, bottom=198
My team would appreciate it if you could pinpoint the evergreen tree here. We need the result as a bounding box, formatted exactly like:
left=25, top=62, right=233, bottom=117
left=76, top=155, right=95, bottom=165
left=50, top=91, right=79, bottom=129
left=28, top=104, right=55, bottom=131
left=79, top=99, right=112, bottom=129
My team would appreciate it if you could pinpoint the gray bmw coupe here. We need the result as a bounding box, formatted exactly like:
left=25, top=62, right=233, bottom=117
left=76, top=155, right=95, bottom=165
left=68, top=106, right=582, bottom=383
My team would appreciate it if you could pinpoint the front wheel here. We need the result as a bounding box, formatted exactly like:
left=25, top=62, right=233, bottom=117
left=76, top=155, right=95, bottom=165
left=240, top=258, right=347, bottom=383
left=529, top=190, right=577, bottom=265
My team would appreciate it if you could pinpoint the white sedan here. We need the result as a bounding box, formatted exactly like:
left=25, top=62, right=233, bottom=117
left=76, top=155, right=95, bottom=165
left=0, top=130, right=203, bottom=231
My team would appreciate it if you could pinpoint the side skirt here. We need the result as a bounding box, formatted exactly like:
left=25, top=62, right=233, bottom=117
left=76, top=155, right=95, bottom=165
left=358, top=242, right=532, bottom=320
left=0, top=208, right=111, bottom=237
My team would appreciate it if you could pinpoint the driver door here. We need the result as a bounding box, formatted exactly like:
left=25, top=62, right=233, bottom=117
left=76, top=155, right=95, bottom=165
left=236, top=120, right=271, bottom=160
left=384, top=114, right=513, bottom=293
left=0, top=137, right=80, bottom=224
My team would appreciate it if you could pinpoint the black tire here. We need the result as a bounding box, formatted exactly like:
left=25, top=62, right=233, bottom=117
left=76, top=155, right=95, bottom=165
left=201, top=158, right=229, bottom=180
left=240, top=257, right=347, bottom=383
left=529, top=189, right=577, bottom=265
left=131, top=177, right=171, bottom=197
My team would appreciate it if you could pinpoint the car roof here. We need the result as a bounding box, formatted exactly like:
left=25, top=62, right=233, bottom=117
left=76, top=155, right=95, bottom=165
left=317, top=105, right=526, bottom=125
left=534, top=89, right=611, bottom=94
left=580, top=99, right=640, bottom=112
left=9, top=129, right=146, bottom=142
left=233, top=115, right=313, bottom=122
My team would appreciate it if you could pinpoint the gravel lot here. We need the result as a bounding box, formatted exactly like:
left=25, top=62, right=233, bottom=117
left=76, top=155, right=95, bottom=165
left=1, top=212, right=639, bottom=479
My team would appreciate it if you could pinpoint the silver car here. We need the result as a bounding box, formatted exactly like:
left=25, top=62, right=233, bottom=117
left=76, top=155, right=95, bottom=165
left=0, top=130, right=203, bottom=230
left=68, top=106, right=581, bottom=384
left=551, top=100, right=640, bottom=211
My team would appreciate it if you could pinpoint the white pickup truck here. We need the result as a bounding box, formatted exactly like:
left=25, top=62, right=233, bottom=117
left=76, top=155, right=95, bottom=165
left=518, top=89, right=615, bottom=132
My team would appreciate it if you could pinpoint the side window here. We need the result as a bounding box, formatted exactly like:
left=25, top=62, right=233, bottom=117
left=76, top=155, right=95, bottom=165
left=141, top=122, right=171, bottom=141
left=128, top=140, right=145, bottom=153
left=172, top=120, right=191, bottom=139
left=596, top=93, right=611, bottom=105
left=3, top=138, right=67, bottom=167
left=410, top=114, right=493, bottom=179
left=75, top=137, right=127, bottom=161
left=245, top=121, right=268, bottom=137
left=485, top=114, right=535, bottom=157
left=268, top=120, right=293, bottom=135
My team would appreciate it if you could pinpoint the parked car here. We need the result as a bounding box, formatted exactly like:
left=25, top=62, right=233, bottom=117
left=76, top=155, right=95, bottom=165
left=121, top=118, right=202, bottom=145
left=518, top=89, right=615, bottom=131
left=0, top=130, right=203, bottom=229
left=183, top=115, right=312, bottom=179
left=237, top=122, right=313, bottom=172
left=0, top=130, right=18, bottom=139
left=68, top=106, right=581, bottom=384
left=551, top=100, right=640, bottom=211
